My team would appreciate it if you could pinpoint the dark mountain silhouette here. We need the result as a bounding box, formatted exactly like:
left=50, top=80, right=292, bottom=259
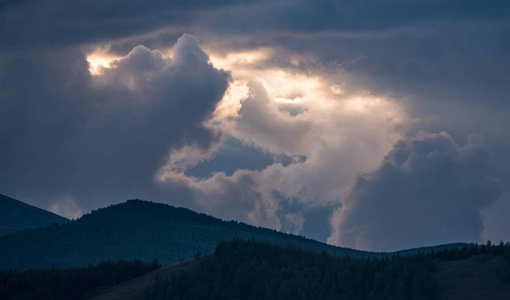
left=0, top=198, right=469, bottom=271
left=0, top=199, right=374, bottom=270
left=0, top=194, right=68, bottom=236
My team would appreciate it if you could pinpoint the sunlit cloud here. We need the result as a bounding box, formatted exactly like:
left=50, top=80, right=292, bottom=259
left=209, top=48, right=272, bottom=70
left=329, top=83, right=345, bottom=96
left=210, top=49, right=319, bottom=107
left=86, top=46, right=120, bottom=75
left=211, top=80, right=249, bottom=121
left=90, top=41, right=411, bottom=237
left=158, top=43, right=408, bottom=233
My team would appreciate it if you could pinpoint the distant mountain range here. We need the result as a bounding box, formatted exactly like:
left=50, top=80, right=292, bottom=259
left=0, top=194, right=68, bottom=236
left=0, top=196, right=466, bottom=271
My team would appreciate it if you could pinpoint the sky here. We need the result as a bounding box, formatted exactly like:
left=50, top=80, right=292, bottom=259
left=0, top=0, right=509, bottom=252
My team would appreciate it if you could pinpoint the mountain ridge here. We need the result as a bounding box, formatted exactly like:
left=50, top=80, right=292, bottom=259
left=0, top=193, right=68, bottom=236
left=0, top=197, right=468, bottom=271
left=0, top=198, right=368, bottom=270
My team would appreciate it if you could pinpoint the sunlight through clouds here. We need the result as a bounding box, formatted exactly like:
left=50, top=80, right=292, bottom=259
left=156, top=42, right=408, bottom=233
left=86, top=46, right=119, bottom=75
left=83, top=39, right=408, bottom=239
left=2, top=0, right=508, bottom=251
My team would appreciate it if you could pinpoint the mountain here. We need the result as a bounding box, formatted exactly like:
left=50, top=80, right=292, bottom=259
left=0, top=194, right=68, bottom=236
left=0, top=199, right=468, bottom=271
left=0, top=199, right=373, bottom=270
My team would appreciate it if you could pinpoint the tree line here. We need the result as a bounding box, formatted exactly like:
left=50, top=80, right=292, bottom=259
left=1, top=238, right=509, bottom=300
left=0, top=259, right=160, bottom=300
left=146, top=239, right=437, bottom=300
left=146, top=239, right=510, bottom=300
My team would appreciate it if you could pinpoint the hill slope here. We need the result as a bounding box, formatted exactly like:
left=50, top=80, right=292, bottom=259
left=0, top=194, right=68, bottom=236
left=141, top=240, right=510, bottom=300
left=435, top=253, right=510, bottom=299
left=89, top=253, right=509, bottom=300
left=1, top=240, right=507, bottom=300
left=0, top=199, right=371, bottom=270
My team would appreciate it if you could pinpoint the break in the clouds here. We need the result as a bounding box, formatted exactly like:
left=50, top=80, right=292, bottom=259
left=1, top=0, right=509, bottom=250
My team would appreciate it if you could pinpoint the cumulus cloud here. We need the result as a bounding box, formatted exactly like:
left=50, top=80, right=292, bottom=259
left=233, top=80, right=404, bottom=205
left=0, top=34, right=230, bottom=210
left=156, top=69, right=405, bottom=233
left=328, top=132, right=501, bottom=252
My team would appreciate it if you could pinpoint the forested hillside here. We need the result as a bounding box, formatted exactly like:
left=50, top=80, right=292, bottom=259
left=0, top=259, right=159, bottom=300
left=146, top=239, right=438, bottom=300
left=2, top=239, right=507, bottom=299
left=0, top=200, right=370, bottom=270
left=146, top=239, right=510, bottom=300
left=0, top=194, right=68, bottom=236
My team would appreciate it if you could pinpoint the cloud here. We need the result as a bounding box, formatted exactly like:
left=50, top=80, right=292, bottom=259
left=282, top=212, right=305, bottom=235
left=232, top=80, right=404, bottom=205
left=3, top=0, right=507, bottom=54
left=482, top=192, right=510, bottom=243
left=50, top=197, right=83, bottom=220
left=1, top=0, right=509, bottom=248
left=157, top=166, right=281, bottom=230
left=0, top=34, right=230, bottom=210
left=328, top=132, right=501, bottom=251
left=0, top=0, right=241, bottom=50
left=156, top=69, right=405, bottom=234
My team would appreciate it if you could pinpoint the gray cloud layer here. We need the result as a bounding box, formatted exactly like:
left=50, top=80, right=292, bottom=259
left=2, top=0, right=507, bottom=49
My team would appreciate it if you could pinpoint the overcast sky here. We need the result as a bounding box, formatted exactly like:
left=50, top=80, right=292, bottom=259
left=1, top=0, right=509, bottom=251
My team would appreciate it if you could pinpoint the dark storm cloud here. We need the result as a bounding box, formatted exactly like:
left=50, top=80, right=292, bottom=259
left=198, top=0, right=508, bottom=35
left=0, top=34, right=230, bottom=211
left=0, top=0, right=241, bottom=49
left=329, top=132, right=501, bottom=252
left=2, top=0, right=507, bottom=50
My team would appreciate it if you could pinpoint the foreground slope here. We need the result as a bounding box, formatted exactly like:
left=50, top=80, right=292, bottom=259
left=88, top=257, right=202, bottom=300
left=1, top=240, right=508, bottom=300
left=0, top=200, right=369, bottom=270
left=0, top=259, right=160, bottom=300
left=0, top=194, right=68, bottom=236
left=146, top=239, right=439, bottom=300
left=436, top=253, right=510, bottom=299
left=143, top=240, right=510, bottom=300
